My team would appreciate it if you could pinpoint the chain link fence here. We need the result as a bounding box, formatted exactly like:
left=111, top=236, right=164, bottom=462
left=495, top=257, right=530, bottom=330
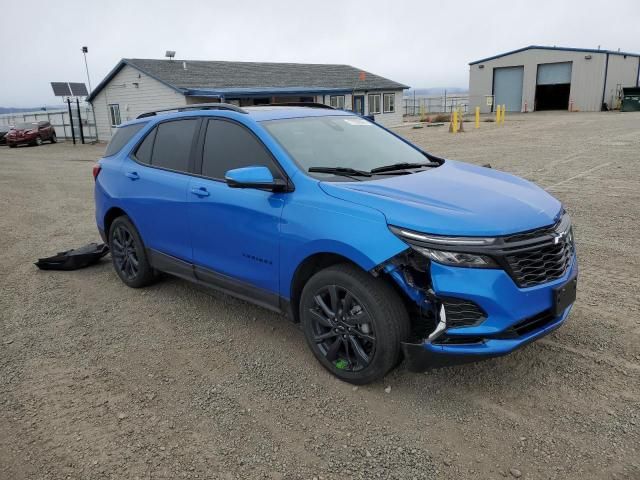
left=0, top=104, right=98, bottom=142
left=403, top=94, right=470, bottom=116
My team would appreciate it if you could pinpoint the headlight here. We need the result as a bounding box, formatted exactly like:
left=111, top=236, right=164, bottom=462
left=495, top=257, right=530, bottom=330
left=389, top=226, right=499, bottom=269
left=412, top=246, right=498, bottom=268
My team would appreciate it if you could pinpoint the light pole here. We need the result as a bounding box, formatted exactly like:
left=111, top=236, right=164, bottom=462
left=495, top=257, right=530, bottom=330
left=81, top=46, right=92, bottom=93
left=81, top=46, right=98, bottom=142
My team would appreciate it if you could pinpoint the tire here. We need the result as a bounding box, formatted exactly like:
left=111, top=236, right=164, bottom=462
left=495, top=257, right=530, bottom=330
left=108, top=216, right=156, bottom=288
left=300, top=263, right=409, bottom=385
left=50, top=133, right=57, bottom=144
left=34, top=137, right=42, bottom=146
left=9, top=144, right=16, bottom=148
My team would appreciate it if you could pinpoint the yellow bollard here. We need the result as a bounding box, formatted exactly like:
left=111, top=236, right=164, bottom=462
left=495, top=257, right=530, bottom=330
left=501, top=105, right=506, bottom=125
left=475, top=106, right=480, bottom=128
left=452, top=109, right=458, bottom=133
left=495, top=105, right=501, bottom=124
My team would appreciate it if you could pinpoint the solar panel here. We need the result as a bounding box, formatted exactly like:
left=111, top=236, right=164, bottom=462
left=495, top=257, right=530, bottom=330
left=51, top=82, right=72, bottom=97
left=69, top=82, right=89, bottom=97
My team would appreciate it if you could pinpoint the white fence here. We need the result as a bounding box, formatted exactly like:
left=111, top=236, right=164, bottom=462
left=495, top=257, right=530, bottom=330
left=0, top=105, right=98, bottom=142
left=403, top=94, right=470, bottom=116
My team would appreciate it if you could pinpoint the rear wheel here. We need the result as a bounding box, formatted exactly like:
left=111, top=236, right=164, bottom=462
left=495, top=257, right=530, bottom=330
left=300, top=264, right=409, bottom=384
left=50, top=133, right=57, bottom=143
left=9, top=143, right=16, bottom=148
left=108, top=216, right=156, bottom=288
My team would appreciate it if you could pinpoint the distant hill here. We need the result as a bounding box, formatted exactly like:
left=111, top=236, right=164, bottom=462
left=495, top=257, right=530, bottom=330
left=0, top=106, right=65, bottom=115
left=405, top=88, right=468, bottom=97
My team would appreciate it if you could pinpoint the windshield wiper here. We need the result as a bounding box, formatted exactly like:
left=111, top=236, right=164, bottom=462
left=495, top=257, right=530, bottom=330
left=369, top=162, right=440, bottom=174
left=308, top=166, right=372, bottom=178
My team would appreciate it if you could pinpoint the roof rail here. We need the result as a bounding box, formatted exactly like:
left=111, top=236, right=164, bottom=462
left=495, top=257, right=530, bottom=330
left=136, top=102, right=247, bottom=119
left=257, top=102, right=335, bottom=110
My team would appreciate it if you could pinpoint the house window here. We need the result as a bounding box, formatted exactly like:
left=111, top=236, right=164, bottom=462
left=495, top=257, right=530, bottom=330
left=368, top=94, right=381, bottom=114
left=330, top=95, right=345, bottom=109
left=383, top=93, right=395, bottom=113
left=108, top=104, right=121, bottom=127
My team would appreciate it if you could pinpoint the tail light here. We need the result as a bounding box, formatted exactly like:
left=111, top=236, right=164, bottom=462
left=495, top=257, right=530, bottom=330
left=92, top=164, right=102, bottom=181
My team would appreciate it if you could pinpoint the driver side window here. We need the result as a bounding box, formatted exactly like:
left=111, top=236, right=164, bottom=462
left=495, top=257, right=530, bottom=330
left=201, top=119, right=281, bottom=180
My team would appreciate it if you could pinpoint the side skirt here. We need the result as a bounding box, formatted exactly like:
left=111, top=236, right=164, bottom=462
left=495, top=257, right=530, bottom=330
left=147, top=249, right=289, bottom=316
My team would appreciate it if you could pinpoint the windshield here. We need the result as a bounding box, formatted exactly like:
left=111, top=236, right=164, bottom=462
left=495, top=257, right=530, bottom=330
left=15, top=122, right=37, bottom=130
left=263, top=116, right=433, bottom=178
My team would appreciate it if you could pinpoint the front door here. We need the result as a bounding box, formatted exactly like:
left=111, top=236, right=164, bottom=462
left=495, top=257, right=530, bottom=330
left=353, top=95, right=365, bottom=115
left=188, top=118, right=286, bottom=305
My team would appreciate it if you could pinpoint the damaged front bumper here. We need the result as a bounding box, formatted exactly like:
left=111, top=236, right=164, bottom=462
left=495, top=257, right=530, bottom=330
left=402, top=305, right=571, bottom=371
left=389, top=254, right=578, bottom=371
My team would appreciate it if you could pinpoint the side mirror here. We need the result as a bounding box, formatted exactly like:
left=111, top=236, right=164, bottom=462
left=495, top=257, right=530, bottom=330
left=224, top=166, right=289, bottom=192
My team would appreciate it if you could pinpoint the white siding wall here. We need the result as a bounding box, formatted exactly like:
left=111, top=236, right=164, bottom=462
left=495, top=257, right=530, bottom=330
left=603, top=54, right=640, bottom=108
left=91, top=65, right=186, bottom=141
left=316, top=90, right=404, bottom=126
left=469, top=49, right=617, bottom=113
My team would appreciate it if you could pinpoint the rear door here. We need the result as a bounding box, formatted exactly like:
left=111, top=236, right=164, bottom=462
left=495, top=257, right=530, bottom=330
left=188, top=118, right=286, bottom=304
left=120, top=118, right=200, bottom=264
left=493, top=66, right=524, bottom=112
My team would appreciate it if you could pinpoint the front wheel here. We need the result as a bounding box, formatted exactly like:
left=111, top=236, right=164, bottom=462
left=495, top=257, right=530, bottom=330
left=50, top=133, right=57, bottom=143
left=34, top=137, right=42, bottom=146
left=300, top=264, right=409, bottom=384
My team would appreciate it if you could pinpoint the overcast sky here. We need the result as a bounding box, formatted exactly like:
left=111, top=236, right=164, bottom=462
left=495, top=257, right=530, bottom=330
left=1, top=0, right=638, bottom=107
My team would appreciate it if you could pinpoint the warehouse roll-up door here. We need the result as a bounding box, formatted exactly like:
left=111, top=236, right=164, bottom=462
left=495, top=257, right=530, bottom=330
left=535, top=62, right=572, bottom=111
left=493, top=66, right=524, bottom=112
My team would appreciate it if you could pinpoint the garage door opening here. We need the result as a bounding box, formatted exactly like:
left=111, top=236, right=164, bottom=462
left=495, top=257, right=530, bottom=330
left=535, top=62, right=572, bottom=111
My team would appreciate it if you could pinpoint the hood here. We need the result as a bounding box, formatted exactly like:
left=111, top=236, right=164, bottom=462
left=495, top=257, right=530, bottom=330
left=319, top=160, right=562, bottom=236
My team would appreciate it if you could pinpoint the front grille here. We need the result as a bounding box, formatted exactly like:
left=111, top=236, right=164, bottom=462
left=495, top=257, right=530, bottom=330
left=505, top=238, right=574, bottom=288
left=442, top=298, right=486, bottom=327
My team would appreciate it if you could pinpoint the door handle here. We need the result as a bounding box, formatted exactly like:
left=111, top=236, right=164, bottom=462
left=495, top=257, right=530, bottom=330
left=125, top=171, right=140, bottom=180
left=190, top=186, right=210, bottom=197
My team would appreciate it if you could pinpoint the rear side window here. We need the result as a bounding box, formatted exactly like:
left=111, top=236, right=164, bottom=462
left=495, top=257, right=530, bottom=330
left=134, top=128, right=156, bottom=165
left=151, top=119, right=198, bottom=172
left=105, top=123, right=146, bottom=157
left=202, top=119, right=281, bottom=179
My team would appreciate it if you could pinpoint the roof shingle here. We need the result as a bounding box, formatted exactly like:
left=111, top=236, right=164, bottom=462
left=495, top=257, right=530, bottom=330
left=88, top=58, right=408, bottom=102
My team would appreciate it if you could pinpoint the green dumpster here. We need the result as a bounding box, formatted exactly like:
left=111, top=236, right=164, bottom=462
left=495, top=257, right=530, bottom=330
left=621, top=87, right=640, bottom=112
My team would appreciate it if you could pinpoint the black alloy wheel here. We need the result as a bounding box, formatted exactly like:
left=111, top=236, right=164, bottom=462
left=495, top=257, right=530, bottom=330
left=111, top=224, right=140, bottom=281
left=309, top=285, right=376, bottom=372
left=300, top=264, right=409, bottom=384
left=108, top=216, right=156, bottom=288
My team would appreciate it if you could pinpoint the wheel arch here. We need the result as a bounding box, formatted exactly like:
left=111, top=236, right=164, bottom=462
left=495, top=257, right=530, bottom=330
left=103, top=207, right=134, bottom=242
left=288, top=252, right=363, bottom=323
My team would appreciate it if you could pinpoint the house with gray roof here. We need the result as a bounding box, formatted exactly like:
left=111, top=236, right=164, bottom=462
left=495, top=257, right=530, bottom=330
left=88, top=58, right=409, bottom=139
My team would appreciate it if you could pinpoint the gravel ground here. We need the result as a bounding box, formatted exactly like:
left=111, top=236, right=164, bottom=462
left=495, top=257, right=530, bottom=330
left=1, top=111, right=639, bottom=479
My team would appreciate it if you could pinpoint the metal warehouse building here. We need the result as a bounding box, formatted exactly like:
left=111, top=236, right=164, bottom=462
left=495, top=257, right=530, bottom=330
left=87, top=58, right=408, bottom=140
left=469, top=46, right=640, bottom=113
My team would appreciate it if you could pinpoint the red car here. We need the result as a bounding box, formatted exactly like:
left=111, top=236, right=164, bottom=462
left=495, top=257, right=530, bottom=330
left=6, top=121, right=57, bottom=147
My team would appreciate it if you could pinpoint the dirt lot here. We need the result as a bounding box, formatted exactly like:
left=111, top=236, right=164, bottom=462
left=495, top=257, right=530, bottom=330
left=1, top=111, right=639, bottom=480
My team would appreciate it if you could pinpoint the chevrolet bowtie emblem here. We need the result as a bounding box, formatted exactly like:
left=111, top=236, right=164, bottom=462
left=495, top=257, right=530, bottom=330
left=553, top=230, right=566, bottom=245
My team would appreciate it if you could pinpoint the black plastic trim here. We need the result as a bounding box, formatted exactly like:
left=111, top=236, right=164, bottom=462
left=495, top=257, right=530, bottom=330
left=137, top=103, right=247, bottom=119
left=194, top=266, right=281, bottom=312
left=146, top=248, right=285, bottom=315
left=147, top=249, right=196, bottom=282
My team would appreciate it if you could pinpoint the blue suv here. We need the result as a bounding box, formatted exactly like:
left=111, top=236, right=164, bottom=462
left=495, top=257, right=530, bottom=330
left=94, top=103, right=577, bottom=384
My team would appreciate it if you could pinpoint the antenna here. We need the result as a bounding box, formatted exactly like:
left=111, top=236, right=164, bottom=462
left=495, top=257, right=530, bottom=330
left=165, top=50, right=176, bottom=60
